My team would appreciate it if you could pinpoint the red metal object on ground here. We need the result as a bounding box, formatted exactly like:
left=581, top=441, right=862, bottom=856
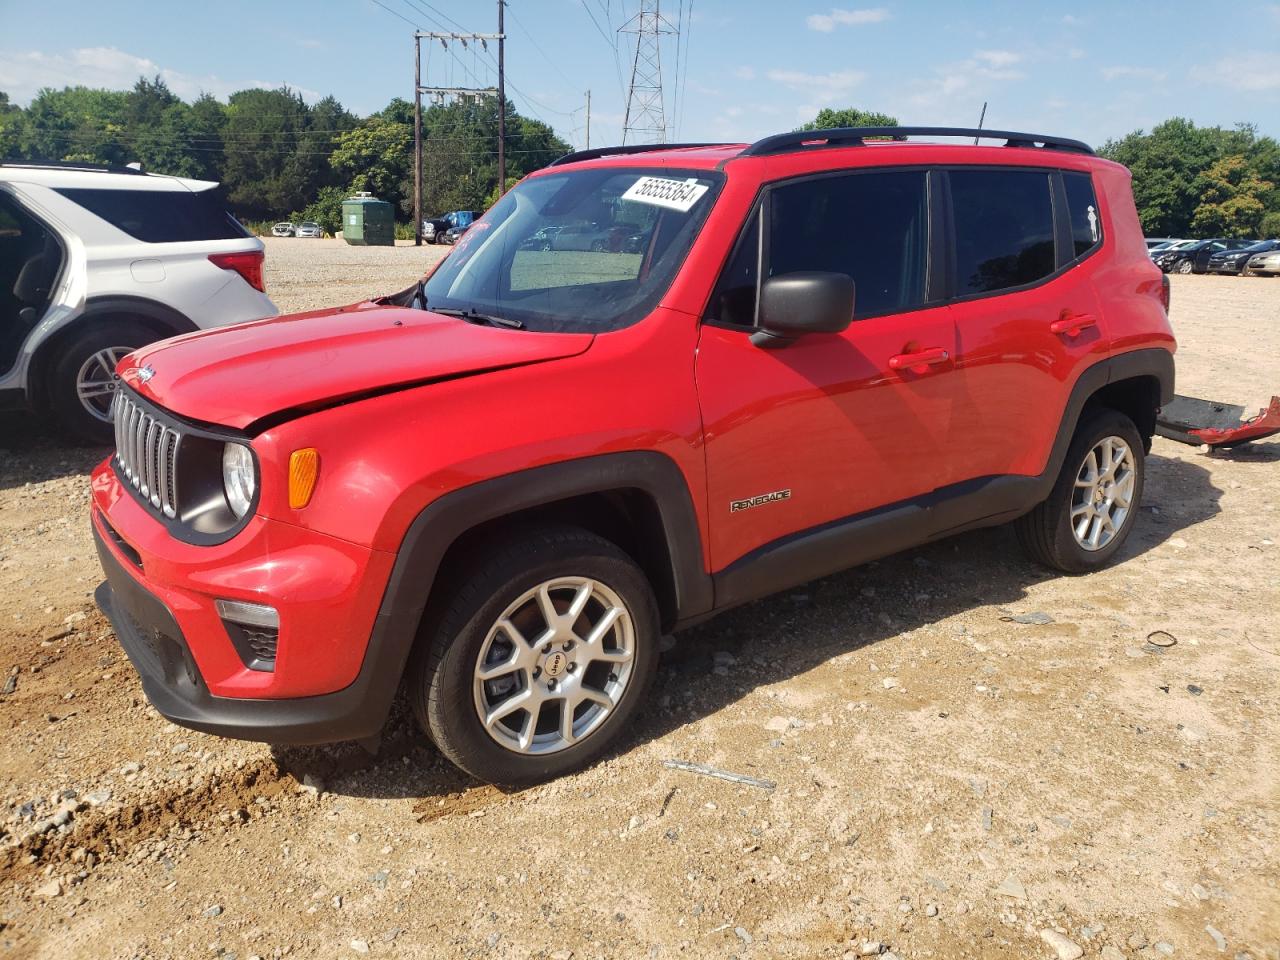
left=1155, top=394, right=1280, bottom=447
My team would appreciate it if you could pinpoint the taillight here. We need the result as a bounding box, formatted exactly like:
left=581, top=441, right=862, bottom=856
left=209, top=250, right=266, bottom=294
left=1159, top=274, right=1171, bottom=313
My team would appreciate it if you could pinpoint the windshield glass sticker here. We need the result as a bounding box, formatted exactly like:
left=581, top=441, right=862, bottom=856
left=621, top=176, right=709, bottom=213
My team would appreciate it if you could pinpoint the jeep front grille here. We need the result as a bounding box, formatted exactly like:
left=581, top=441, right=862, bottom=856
left=112, top=391, right=181, bottom=519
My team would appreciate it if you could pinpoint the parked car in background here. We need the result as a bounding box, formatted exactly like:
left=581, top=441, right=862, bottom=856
left=1207, top=239, right=1280, bottom=275
left=1149, top=239, right=1195, bottom=257
left=1144, top=237, right=1177, bottom=250
left=90, top=127, right=1175, bottom=786
left=294, top=221, right=322, bottom=238
left=0, top=161, right=277, bottom=441
left=423, top=210, right=480, bottom=244
left=271, top=222, right=295, bottom=237
left=1246, top=249, right=1280, bottom=276
left=440, top=223, right=468, bottom=245
left=1153, top=238, right=1252, bottom=274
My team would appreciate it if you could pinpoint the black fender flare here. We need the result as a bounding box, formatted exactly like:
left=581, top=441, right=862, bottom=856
left=1036, top=347, right=1174, bottom=501
left=339, top=451, right=713, bottom=738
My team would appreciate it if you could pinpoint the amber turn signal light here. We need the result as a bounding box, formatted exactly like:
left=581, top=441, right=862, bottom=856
left=288, top=448, right=319, bottom=509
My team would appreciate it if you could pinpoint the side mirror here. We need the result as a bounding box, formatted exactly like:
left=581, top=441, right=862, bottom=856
left=751, top=271, right=855, bottom=347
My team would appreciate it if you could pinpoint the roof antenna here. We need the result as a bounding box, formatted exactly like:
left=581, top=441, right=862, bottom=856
left=974, top=102, right=987, bottom=145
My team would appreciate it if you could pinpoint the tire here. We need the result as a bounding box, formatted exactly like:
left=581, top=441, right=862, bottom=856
left=1014, top=408, right=1145, bottom=574
left=409, top=526, right=661, bottom=785
left=1176, top=259, right=1195, bottom=274
left=48, top=319, right=157, bottom=444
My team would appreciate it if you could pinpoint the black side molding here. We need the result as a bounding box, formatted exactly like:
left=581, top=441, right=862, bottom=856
left=711, top=348, right=1174, bottom=614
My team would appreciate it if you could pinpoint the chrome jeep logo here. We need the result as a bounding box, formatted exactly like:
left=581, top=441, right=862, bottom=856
left=137, top=364, right=156, bottom=384
left=730, top=489, right=792, bottom=513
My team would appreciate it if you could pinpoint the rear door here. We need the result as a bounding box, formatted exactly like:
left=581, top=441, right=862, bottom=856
left=696, top=168, right=956, bottom=570
left=944, top=166, right=1109, bottom=486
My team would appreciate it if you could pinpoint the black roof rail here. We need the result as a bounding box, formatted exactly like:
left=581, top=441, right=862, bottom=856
left=548, top=142, right=731, bottom=166
left=0, top=159, right=149, bottom=175
left=740, top=126, right=1094, bottom=158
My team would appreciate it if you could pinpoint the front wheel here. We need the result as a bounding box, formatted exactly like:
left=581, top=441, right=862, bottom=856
left=410, top=527, right=661, bottom=785
left=1015, top=409, right=1145, bottom=573
left=1177, top=259, right=1195, bottom=274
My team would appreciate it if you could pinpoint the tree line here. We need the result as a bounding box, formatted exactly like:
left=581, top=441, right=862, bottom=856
left=1, top=86, right=1276, bottom=239
left=0, top=77, right=570, bottom=233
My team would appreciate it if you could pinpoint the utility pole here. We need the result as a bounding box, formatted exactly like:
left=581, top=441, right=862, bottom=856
left=585, top=89, right=591, bottom=149
left=497, top=0, right=506, bottom=197
left=414, top=34, right=423, bottom=245
left=411, top=29, right=504, bottom=238
left=620, top=0, right=676, bottom=144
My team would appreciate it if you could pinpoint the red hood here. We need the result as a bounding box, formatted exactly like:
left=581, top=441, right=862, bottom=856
left=119, top=302, right=593, bottom=430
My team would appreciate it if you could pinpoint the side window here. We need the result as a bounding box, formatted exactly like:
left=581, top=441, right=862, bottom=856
left=708, top=207, right=760, bottom=326
left=768, top=171, right=929, bottom=319
left=950, top=169, right=1055, bottom=295
left=1063, top=171, right=1102, bottom=258
left=53, top=188, right=249, bottom=243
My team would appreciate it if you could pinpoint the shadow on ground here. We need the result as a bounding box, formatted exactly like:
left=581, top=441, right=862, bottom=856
left=271, top=450, right=1222, bottom=801
left=0, top=413, right=105, bottom=486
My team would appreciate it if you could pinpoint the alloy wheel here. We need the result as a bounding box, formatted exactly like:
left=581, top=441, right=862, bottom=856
left=75, top=346, right=131, bottom=422
left=472, top=577, right=635, bottom=755
left=1070, top=435, right=1136, bottom=551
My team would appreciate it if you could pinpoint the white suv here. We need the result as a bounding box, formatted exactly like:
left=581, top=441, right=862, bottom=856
left=0, top=162, right=277, bottom=442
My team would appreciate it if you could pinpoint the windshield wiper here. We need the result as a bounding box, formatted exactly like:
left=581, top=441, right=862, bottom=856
left=431, top=307, right=525, bottom=329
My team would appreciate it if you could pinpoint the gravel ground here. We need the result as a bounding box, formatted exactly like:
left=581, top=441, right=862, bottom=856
left=0, top=261, right=1277, bottom=960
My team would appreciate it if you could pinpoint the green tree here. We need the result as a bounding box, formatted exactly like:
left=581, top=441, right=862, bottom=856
left=1261, top=211, right=1280, bottom=238
left=18, top=86, right=130, bottom=164
left=331, top=114, right=412, bottom=211
left=0, top=91, right=24, bottom=158
left=1100, top=119, right=1280, bottom=237
left=297, top=184, right=349, bottom=234
left=799, top=107, right=899, bottom=131
left=1190, top=156, right=1273, bottom=236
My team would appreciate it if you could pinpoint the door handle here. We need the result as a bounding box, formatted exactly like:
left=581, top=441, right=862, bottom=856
left=1050, top=312, right=1098, bottom=336
left=888, top=347, right=950, bottom=374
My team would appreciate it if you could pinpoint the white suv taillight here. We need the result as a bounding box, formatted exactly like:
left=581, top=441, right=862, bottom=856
left=209, top=250, right=266, bottom=293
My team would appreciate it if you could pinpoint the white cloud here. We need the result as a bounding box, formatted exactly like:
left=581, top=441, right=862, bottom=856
left=764, top=68, right=868, bottom=123
left=1067, top=48, right=1087, bottom=61
left=1100, top=65, right=1167, bottom=82
left=733, top=66, right=756, bottom=81
left=805, top=7, right=890, bottom=32
left=0, top=46, right=321, bottom=105
left=1061, top=14, right=1085, bottom=25
left=973, top=49, right=1023, bottom=69
left=1191, top=53, right=1280, bottom=91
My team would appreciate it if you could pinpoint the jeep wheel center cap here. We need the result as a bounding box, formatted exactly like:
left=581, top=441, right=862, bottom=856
left=543, top=651, right=569, bottom=678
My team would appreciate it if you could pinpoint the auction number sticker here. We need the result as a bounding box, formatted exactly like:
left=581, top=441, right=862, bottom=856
left=621, top=176, right=709, bottom=212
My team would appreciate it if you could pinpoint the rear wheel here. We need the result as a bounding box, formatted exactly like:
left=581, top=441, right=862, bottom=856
left=410, top=527, right=660, bottom=784
left=48, top=319, right=156, bottom=444
left=1015, top=409, right=1145, bottom=573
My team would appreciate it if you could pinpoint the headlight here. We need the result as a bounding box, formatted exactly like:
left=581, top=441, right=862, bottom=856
left=222, top=442, right=256, bottom=519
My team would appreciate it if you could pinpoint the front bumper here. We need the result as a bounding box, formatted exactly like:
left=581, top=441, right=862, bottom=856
left=91, top=456, right=403, bottom=745
left=94, top=520, right=389, bottom=744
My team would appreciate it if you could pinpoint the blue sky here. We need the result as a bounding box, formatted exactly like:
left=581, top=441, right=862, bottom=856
left=1, top=0, right=1277, bottom=150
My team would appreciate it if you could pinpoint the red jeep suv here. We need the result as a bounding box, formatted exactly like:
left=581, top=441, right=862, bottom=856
left=91, top=127, right=1175, bottom=785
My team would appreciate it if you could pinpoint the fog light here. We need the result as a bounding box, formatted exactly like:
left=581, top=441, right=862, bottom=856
left=215, top=599, right=279, bottom=628
left=216, top=599, right=279, bottom=672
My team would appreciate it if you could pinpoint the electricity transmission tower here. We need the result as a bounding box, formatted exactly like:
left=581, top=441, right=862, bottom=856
left=620, top=0, right=676, bottom=144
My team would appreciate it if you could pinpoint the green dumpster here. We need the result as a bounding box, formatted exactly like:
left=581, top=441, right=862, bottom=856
left=341, top=193, right=395, bottom=246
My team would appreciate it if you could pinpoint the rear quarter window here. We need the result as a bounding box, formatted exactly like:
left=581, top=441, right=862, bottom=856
left=1063, top=171, right=1103, bottom=258
left=54, top=187, right=249, bottom=243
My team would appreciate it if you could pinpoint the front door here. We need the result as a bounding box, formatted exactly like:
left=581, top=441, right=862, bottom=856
left=695, top=168, right=956, bottom=572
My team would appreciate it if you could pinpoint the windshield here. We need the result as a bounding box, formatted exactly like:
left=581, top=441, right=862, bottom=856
left=424, top=167, right=723, bottom=333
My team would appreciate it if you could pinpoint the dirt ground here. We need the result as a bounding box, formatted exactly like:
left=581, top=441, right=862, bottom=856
left=1, top=244, right=1277, bottom=960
